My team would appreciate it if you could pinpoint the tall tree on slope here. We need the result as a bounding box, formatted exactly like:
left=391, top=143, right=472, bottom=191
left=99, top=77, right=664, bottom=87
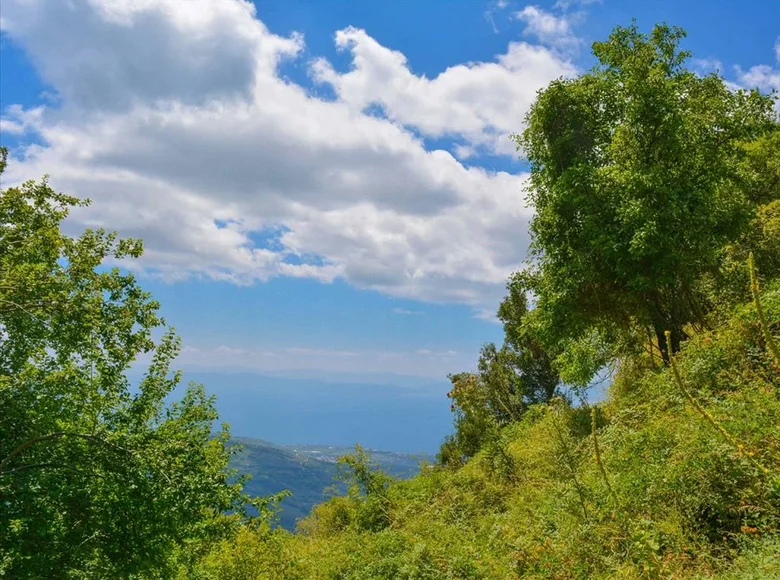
left=516, top=24, right=777, bottom=368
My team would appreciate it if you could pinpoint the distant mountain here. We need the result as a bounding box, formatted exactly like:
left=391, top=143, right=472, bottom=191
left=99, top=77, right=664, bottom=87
left=231, top=437, right=432, bottom=530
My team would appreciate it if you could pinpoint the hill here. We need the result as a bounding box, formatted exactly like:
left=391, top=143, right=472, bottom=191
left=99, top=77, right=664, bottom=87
left=230, top=437, right=432, bottom=530
left=197, top=282, right=780, bottom=579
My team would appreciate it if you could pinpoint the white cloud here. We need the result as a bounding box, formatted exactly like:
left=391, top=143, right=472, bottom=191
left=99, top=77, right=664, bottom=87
left=0, top=104, right=45, bottom=136
left=415, top=349, right=458, bottom=357
left=736, top=64, right=780, bottom=93
left=513, top=6, right=580, bottom=54
left=310, top=26, right=576, bottom=157
left=473, top=308, right=502, bottom=324
left=691, top=58, right=724, bottom=76
left=215, top=345, right=251, bottom=356
left=285, top=347, right=358, bottom=357
left=1, top=0, right=301, bottom=111
left=734, top=38, right=780, bottom=105
left=484, top=0, right=511, bottom=34
left=172, top=344, right=472, bottom=377
left=0, top=118, right=25, bottom=136
left=1, top=0, right=578, bottom=311
left=553, top=0, right=602, bottom=11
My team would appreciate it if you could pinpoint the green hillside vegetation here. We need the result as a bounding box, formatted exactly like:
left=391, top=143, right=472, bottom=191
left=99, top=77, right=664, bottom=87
left=230, top=438, right=431, bottom=530
left=1, top=21, right=778, bottom=579
left=197, top=292, right=780, bottom=578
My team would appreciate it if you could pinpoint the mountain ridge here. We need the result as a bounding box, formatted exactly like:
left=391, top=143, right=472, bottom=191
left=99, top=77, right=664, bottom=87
left=230, top=437, right=433, bottom=530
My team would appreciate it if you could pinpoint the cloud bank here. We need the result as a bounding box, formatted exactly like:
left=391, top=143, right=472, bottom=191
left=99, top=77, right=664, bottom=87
left=3, top=1, right=775, bottom=314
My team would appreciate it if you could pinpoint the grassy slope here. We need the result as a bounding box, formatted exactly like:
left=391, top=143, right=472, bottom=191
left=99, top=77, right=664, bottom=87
left=198, top=289, right=779, bottom=579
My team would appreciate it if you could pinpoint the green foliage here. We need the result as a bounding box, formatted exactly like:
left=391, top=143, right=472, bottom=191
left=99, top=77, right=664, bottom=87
left=230, top=437, right=431, bottom=530
left=515, top=23, right=777, bottom=375
left=440, top=372, right=500, bottom=464
left=496, top=278, right=560, bottom=405
left=440, top=279, right=561, bottom=466
left=737, top=130, right=780, bottom=207
left=0, top=152, right=251, bottom=578
left=5, top=18, right=780, bottom=578
left=334, top=445, right=394, bottom=533
left=194, top=281, right=779, bottom=578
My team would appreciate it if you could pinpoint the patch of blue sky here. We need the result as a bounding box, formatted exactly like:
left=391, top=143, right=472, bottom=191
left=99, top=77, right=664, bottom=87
left=0, top=41, right=51, bottom=156
left=141, top=274, right=503, bottom=355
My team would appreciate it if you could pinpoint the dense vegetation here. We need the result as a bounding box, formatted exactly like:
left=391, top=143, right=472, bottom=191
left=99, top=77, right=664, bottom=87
left=1, top=22, right=778, bottom=579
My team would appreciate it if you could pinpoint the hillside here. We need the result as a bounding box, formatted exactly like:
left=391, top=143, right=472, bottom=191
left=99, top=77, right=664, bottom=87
left=196, top=284, right=780, bottom=579
left=230, top=438, right=431, bottom=530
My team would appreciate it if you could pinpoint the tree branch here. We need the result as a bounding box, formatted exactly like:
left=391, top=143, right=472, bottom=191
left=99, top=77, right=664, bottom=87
left=0, top=431, right=130, bottom=473
left=0, top=462, right=80, bottom=477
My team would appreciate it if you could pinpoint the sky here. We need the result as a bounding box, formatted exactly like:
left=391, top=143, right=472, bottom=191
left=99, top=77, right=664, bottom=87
left=2, top=0, right=779, bottom=380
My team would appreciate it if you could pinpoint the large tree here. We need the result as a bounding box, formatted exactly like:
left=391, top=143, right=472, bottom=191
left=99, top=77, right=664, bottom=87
left=516, top=24, right=777, bottom=367
left=0, top=149, right=250, bottom=578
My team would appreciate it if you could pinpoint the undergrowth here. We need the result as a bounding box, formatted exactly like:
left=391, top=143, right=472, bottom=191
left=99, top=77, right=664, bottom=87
left=189, top=286, right=779, bottom=579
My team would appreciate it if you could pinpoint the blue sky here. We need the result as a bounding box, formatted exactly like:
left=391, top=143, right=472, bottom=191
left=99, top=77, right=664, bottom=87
left=2, top=0, right=779, bottom=380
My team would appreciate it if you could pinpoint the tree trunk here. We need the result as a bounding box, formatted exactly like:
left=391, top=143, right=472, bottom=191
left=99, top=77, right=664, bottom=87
left=654, top=324, right=670, bottom=366
left=648, top=289, right=687, bottom=365
left=653, top=323, right=684, bottom=366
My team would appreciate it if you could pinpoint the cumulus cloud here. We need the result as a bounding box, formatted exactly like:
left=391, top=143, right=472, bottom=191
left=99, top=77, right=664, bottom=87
left=310, top=26, right=576, bottom=157
left=513, top=6, right=581, bottom=54
left=733, top=37, right=780, bottom=107
left=0, top=0, right=301, bottom=111
left=736, top=64, right=780, bottom=93
left=1, top=0, right=579, bottom=311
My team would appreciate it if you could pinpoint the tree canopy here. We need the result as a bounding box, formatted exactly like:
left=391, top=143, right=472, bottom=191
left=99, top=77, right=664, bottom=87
left=515, top=23, right=777, bottom=374
left=0, top=148, right=252, bottom=578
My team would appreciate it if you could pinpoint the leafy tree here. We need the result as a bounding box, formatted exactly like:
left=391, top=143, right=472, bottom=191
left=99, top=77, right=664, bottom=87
left=515, top=23, right=777, bottom=367
left=440, top=281, right=560, bottom=465
left=737, top=130, right=780, bottom=207
left=441, top=372, right=496, bottom=465
left=335, top=445, right=393, bottom=532
left=720, top=130, right=780, bottom=293
left=0, top=149, right=250, bottom=578
left=495, top=277, right=560, bottom=405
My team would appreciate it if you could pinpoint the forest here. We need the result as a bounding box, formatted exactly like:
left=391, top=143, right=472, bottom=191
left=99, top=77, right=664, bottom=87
left=1, top=23, right=778, bottom=579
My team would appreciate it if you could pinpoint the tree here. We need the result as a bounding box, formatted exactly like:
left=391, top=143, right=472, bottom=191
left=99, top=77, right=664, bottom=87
left=495, top=277, right=560, bottom=404
left=515, top=24, right=777, bottom=367
left=0, top=149, right=250, bottom=578
left=440, top=280, right=560, bottom=465
left=726, top=130, right=780, bottom=282
left=334, top=445, right=393, bottom=532
left=441, top=372, right=497, bottom=465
